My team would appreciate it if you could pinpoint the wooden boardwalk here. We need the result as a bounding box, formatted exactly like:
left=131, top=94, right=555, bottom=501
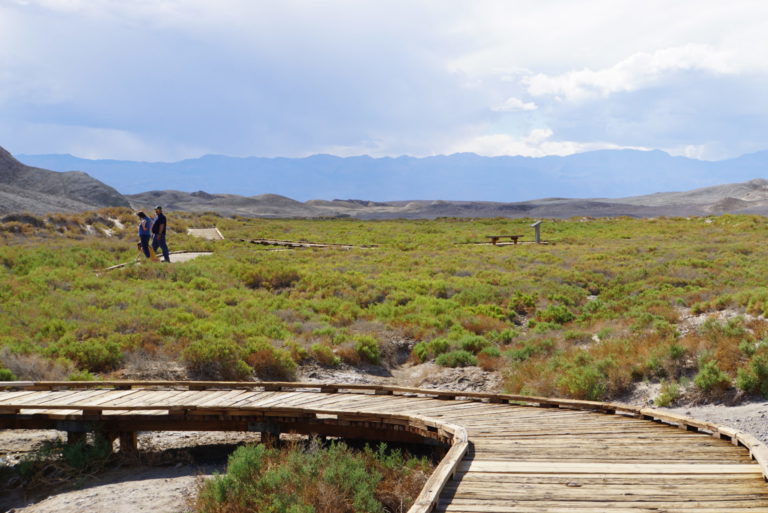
left=1, top=381, right=767, bottom=512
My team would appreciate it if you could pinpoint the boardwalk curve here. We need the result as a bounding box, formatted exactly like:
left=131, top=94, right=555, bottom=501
left=1, top=381, right=767, bottom=512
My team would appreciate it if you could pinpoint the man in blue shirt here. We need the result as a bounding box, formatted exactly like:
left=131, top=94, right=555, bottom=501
left=151, top=206, right=171, bottom=262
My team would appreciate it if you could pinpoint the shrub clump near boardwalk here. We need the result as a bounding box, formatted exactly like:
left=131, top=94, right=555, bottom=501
left=194, top=441, right=431, bottom=513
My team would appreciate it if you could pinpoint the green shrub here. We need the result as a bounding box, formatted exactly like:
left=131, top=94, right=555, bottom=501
left=354, top=335, right=381, bottom=364
left=182, top=338, right=252, bottom=380
left=284, top=339, right=309, bottom=362
left=668, top=342, right=686, bottom=361
left=530, top=321, right=562, bottom=333
left=242, top=267, right=301, bottom=290
left=735, top=355, right=768, bottom=398
left=556, top=354, right=615, bottom=401
left=68, top=369, right=95, bottom=381
left=195, top=442, right=430, bottom=513
left=0, top=367, right=16, bottom=380
left=505, top=339, right=553, bottom=362
left=435, top=350, right=477, bottom=368
left=459, top=334, right=489, bottom=354
left=537, top=304, right=575, bottom=325
left=491, top=328, right=519, bottom=344
left=244, top=338, right=297, bottom=380
left=654, top=380, right=681, bottom=407
left=311, top=343, right=341, bottom=367
left=428, top=338, right=451, bottom=356
left=47, top=335, right=122, bottom=372
left=470, top=304, right=506, bottom=320
left=479, top=346, right=501, bottom=358
left=694, top=360, right=731, bottom=393
left=413, top=341, right=429, bottom=362
left=510, top=292, right=536, bottom=314
left=739, top=339, right=757, bottom=357
left=412, top=338, right=452, bottom=362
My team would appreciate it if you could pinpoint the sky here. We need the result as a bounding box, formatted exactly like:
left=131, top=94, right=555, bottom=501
left=2, top=0, right=768, bottom=163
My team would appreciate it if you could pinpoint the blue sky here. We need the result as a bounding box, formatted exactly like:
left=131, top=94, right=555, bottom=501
left=2, top=0, right=768, bottom=162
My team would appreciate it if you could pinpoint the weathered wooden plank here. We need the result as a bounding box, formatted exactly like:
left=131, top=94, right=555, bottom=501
left=458, top=460, right=763, bottom=475
left=439, top=505, right=768, bottom=513
left=452, top=471, right=766, bottom=483
left=444, top=481, right=768, bottom=497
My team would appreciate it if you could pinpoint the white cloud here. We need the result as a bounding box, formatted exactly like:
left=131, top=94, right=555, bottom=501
left=526, top=44, right=734, bottom=102
left=2, top=0, right=768, bottom=163
left=492, top=97, right=537, bottom=112
left=449, top=128, right=647, bottom=158
left=0, top=122, right=207, bottom=161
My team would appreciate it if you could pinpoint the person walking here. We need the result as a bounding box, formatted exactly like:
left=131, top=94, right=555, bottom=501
left=136, top=211, right=153, bottom=259
left=151, top=205, right=171, bottom=262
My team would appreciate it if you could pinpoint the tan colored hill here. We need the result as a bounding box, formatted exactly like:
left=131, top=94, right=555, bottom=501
left=128, top=179, right=768, bottom=219
left=614, top=178, right=768, bottom=207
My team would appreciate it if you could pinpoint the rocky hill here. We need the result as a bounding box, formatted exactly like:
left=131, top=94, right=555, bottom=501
left=0, top=146, right=130, bottom=215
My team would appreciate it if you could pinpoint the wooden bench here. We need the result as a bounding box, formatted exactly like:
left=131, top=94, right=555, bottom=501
left=486, top=235, right=522, bottom=245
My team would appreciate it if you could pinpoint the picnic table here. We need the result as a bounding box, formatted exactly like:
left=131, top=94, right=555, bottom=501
left=486, top=235, right=522, bottom=245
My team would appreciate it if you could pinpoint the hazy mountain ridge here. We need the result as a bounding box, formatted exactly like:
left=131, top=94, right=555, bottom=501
left=18, top=149, right=768, bottom=202
left=6, top=145, right=768, bottom=219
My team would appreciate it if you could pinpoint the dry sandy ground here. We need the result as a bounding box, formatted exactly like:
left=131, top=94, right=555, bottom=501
left=2, top=431, right=261, bottom=513
left=663, top=400, right=768, bottom=445
left=8, top=464, right=208, bottom=513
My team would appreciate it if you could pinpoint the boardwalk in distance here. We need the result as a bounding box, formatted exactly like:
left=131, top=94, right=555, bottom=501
left=0, top=381, right=767, bottom=512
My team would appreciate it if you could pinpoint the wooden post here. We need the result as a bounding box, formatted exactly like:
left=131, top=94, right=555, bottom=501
left=119, top=432, right=138, bottom=454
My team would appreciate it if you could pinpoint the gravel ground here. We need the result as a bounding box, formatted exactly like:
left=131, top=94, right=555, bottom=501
left=1, top=431, right=261, bottom=513
left=7, top=464, right=212, bottom=513
left=663, top=400, right=768, bottom=445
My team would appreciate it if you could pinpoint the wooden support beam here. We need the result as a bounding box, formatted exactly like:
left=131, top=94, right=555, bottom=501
left=119, top=432, right=138, bottom=455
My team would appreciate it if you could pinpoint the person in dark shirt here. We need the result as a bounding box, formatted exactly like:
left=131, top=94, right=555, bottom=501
left=151, top=205, right=171, bottom=262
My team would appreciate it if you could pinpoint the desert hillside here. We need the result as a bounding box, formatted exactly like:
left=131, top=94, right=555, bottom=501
left=0, top=146, right=130, bottom=215
left=127, top=179, right=768, bottom=219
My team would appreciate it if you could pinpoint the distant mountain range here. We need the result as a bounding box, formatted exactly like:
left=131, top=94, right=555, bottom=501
left=5, top=145, right=768, bottom=219
left=17, top=149, right=768, bottom=202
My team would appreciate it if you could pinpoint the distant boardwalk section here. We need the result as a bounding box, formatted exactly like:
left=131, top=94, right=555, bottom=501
left=187, top=227, right=224, bottom=240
